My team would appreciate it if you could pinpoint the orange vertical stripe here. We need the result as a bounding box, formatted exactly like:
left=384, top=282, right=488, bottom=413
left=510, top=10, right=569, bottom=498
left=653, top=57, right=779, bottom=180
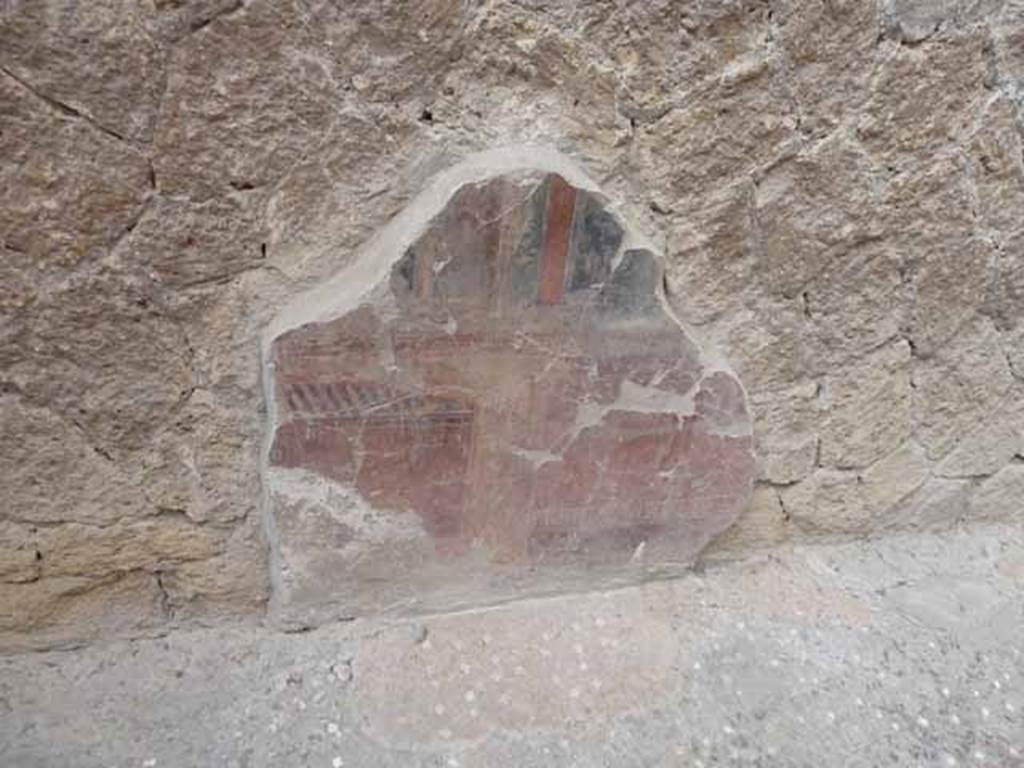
left=537, top=175, right=576, bottom=305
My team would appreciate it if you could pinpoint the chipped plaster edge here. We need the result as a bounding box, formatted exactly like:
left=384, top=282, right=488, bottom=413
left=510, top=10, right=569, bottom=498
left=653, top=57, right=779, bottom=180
left=257, top=145, right=754, bottom=621
left=261, top=144, right=643, bottom=350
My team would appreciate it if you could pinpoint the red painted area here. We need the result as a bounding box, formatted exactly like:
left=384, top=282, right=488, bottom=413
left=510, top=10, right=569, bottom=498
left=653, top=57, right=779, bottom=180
left=537, top=175, right=576, bottom=305
left=268, top=174, right=754, bottom=567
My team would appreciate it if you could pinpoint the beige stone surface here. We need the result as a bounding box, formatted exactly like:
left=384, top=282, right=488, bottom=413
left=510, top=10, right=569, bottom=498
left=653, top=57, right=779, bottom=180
left=818, top=340, right=913, bottom=470
left=702, top=484, right=791, bottom=559
left=1, top=0, right=1023, bottom=649
left=971, top=464, right=1024, bottom=522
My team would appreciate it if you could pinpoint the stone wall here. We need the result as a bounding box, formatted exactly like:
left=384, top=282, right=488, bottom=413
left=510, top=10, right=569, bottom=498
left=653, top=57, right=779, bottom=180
left=1, top=0, right=1022, bottom=651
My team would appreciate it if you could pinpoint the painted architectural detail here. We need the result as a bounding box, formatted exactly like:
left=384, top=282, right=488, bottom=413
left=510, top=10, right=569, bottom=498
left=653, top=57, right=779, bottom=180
left=263, top=151, right=754, bottom=624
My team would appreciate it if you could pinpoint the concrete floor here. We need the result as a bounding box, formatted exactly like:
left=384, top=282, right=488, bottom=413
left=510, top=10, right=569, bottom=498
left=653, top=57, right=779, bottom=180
left=2, top=523, right=1023, bottom=767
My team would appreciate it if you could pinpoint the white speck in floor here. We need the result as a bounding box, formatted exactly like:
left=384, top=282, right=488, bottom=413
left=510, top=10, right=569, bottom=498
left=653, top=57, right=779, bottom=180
left=981, top=707, right=990, bottom=718
left=464, top=690, right=476, bottom=703
left=917, top=717, right=929, bottom=728
left=326, top=722, right=340, bottom=735
left=332, top=757, right=343, bottom=768
left=951, top=714, right=961, bottom=725
left=143, top=761, right=156, bottom=768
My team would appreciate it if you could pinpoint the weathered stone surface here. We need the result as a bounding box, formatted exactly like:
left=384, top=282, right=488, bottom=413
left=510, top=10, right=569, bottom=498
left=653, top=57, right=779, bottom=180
left=886, top=0, right=961, bottom=43
left=0, top=74, right=152, bottom=272
left=913, top=315, right=1016, bottom=461
left=264, top=156, right=754, bottom=622
left=3, top=0, right=1024, bottom=650
left=971, top=464, right=1024, bottom=523
left=967, top=97, right=1024, bottom=235
left=664, top=180, right=757, bottom=326
left=752, top=133, right=881, bottom=300
left=803, top=243, right=907, bottom=365
left=0, top=572, right=165, bottom=653
left=818, top=340, right=912, bottom=470
left=774, top=0, right=880, bottom=139
left=0, top=1, right=164, bottom=144
left=0, top=393, right=144, bottom=527
left=639, top=59, right=796, bottom=207
left=702, top=484, right=790, bottom=559
left=3, top=270, right=194, bottom=459
left=859, top=33, right=986, bottom=171
left=747, top=380, right=820, bottom=484
left=937, top=412, right=1024, bottom=478
left=781, top=443, right=932, bottom=535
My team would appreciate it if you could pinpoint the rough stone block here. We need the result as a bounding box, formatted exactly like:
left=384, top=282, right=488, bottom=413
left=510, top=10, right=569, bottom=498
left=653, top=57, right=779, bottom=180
left=971, top=465, right=1024, bottom=523
left=262, top=150, right=754, bottom=625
